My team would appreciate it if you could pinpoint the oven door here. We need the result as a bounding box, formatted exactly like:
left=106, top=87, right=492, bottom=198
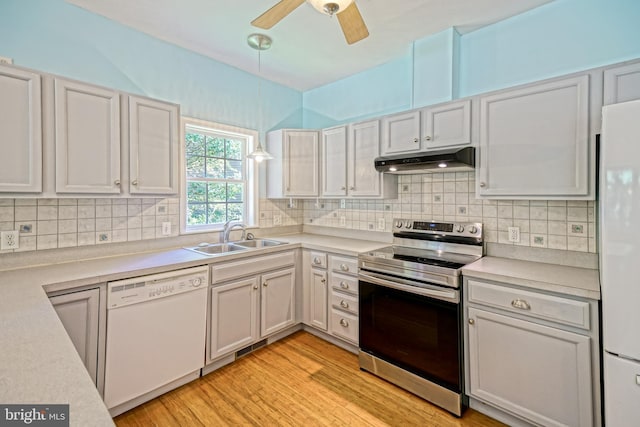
left=359, top=271, right=462, bottom=393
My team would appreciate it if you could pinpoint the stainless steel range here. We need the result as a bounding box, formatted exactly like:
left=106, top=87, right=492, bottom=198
left=358, top=218, right=483, bottom=416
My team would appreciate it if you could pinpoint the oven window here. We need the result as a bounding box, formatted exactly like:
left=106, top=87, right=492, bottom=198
left=359, top=280, right=461, bottom=392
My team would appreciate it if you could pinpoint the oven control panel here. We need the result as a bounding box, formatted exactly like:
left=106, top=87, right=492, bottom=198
left=393, top=219, right=482, bottom=238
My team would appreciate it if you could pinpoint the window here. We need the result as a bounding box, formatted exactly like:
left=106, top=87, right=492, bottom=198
left=181, top=118, right=257, bottom=233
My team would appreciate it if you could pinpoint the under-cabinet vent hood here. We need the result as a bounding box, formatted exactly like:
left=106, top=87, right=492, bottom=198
left=374, top=147, right=475, bottom=174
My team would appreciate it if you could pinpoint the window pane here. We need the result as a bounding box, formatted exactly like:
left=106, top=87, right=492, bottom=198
left=228, top=203, right=244, bottom=221
left=187, top=203, right=207, bottom=225
left=208, top=203, right=227, bottom=224
left=186, top=156, right=205, bottom=178
left=185, top=133, right=205, bottom=156
left=207, top=182, right=226, bottom=202
left=226, top=139, right=243, bottom=160
left=206, top=136, right=225, bottom=158
left=206, top=158, right=225, bottom=179
left=187, top=181, right=207, bottom=203
left=225, top=160, right=243, bottom=180
left=227, top=183, right=244, bottom=202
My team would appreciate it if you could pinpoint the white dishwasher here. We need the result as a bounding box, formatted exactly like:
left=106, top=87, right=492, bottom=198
left=104, top=266, right=208, bottom=416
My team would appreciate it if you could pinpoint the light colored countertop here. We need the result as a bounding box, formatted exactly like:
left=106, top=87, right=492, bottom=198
left=462, top=256, right=601, bottom=300
left=0, top=233, right=386, bottom=426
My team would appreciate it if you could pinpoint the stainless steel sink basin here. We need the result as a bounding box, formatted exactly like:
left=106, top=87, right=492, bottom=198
left=232, top=239, right=288, bottom=248
left=184, top=243, right=249, bottom=256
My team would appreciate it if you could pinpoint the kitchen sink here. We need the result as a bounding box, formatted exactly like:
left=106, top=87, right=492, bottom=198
left=232, top=239, right=288, bottom=248
left=184, top=243, right=249, bottom=256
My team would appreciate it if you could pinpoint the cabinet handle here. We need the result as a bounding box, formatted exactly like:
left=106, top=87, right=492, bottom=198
left=479, top=182, right=486, bottom=188
left=114, top=180, right=120, bottom=186
left=263, top=282, right=268, bottom=287
left=511, top=299, right=531, bottom=310
left=340, top=281, right=349, bottom=289
left=340, top=300, right=349, bottom=309
left=340, top=264, right=349, bottom=272
left=424, top=136, right=432, bottom=141
left=253, top=285, right=258, bottom=290
left=340, top=318, right=349, bottom=327
left=313, top=257, right=321, bottom=265
left=341, top=186, right=346, bottom=190
left=468, top=318, right=475, bottom=325
left=321, top=278, right=326, bottom=283
left=286, top=187, right=290, bottom=191
left=132, top=179, right=139, bottom=186
left=413, top=138, right=419, bottom=143
left=349, top=186, right=355, bottom=190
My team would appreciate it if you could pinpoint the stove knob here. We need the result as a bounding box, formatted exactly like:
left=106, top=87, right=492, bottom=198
left=469, top=226, right=478, bottom=234
left=405, top=222, right=412, bottom=229
left=396, top=220, right=403, bottom=228
left=456, top=225, right=465, bottom=233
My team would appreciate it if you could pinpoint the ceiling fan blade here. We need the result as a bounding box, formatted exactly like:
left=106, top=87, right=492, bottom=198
left=251, top=0, right=306, bottom=29
left=337, top=2, right=369, bottom=45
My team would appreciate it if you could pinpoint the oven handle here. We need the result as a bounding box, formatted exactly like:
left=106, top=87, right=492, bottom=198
left=359, top=271, right=459, bottom=303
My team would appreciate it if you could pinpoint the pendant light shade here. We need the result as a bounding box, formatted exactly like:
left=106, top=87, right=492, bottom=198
left=247, top=33, right=274, bottom=162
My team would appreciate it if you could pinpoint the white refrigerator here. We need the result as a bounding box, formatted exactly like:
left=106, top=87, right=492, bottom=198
left=601, top=99, right=640, bottom=425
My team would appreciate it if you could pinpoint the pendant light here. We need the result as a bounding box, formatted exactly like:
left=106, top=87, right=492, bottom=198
left=246, top=33, right=274, bottom=162
left=307, top=0, right=354, bottom=16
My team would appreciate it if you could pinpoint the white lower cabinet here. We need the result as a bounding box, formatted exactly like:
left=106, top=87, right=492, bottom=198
left=309, top=267, right=328, bottom=331
left=465, top=278, right=600, bottom=427
left=328, top=255, right=359, bottom=345
left=49, top=287, right=104, bottom=391
left=208, top=252, right=296, bottom=362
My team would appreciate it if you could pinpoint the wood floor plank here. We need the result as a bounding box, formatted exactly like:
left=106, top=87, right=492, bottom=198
left=115, top=331, right=506, bottom=427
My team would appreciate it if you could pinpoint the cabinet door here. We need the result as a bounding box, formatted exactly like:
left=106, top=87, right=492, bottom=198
left=604, top=353, right=640, bottom=426
left=349, top=120, right=381, bottom=197
left=283, top=131, right=319, bottom=197
left=468, top=307, right=592, bottom=427
left=50, top=288, right=101, bottom=386
left=209, top=277, right=259, bottom=360
left=422, top=99, right=472, bottom=149
left=478, top=75, right=590, bottom=198
left=310, top=268, right=328, bottom=331
left=380, top=111, right=421, bottom=155
left=0, top=65, right=42, bottom=192
left=321, top=126, right=347, bottom=197
left=260, top=267, right=296, bottom=337
left=129, top=96, right=179, bottom=195
left=604, top=62, right=640, bottom=105
left=55, top=79, right=121, bottom=194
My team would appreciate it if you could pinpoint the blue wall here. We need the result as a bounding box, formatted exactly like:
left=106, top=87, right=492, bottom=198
left=0, top=0, right=303, bottom=134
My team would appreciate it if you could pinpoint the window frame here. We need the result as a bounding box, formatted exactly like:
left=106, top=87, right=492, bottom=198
left=180, top=117, right=259, bottom=234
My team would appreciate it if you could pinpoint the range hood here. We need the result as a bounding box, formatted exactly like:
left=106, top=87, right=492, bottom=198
left=374, top=147, right=475, bottom=174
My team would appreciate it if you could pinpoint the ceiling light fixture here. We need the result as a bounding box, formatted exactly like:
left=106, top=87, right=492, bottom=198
left=307, top=0, right=354, bottom=16
left=246, top=33, right=274, bottom=163
left=438, top=162, right=448, bottom=168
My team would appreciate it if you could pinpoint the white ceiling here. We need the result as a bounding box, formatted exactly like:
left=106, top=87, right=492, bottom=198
left=67, top=0, right=553, bottom=91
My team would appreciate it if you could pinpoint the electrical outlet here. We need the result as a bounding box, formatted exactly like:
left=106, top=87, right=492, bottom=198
left=162, top=222, right=171, bottom=236
left=508, top=226, right=520, bottom=243
left=1, top=230, right=19, bottom=250
left=340, top=199, right=346, bottom=209
left=377, top=218, right=385, bottom=230
left=273, top=215, right=282, bottom=225
left=339, top=216, right=346, bottom=227
left=0, top=56, right=13, bottom=65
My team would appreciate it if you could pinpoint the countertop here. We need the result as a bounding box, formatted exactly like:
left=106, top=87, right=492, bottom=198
left=462, top=256, right=601, bottom=300
left=0, top=233, right=387, bottom=426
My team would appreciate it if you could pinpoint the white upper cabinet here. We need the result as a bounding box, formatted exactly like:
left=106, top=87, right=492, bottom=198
left=128, top=96, right=179, bottom=195
left=0, top=65, right=42, bottom=193
left=421, top=99, right=472, bottom=149
left=55, top=78, right=121, bottom=194
left=380, top=111, right=421, bottom=155
left=604, top=61, right=640, bottom=105
left=478, top=75, right=591, bottom=199
left=321, top=126, right=348, bottom=197
left=267, top=129, right=319, bottom=198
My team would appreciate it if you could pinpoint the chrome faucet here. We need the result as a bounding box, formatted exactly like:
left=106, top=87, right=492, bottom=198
left=222, top=220, right=246, bottom=243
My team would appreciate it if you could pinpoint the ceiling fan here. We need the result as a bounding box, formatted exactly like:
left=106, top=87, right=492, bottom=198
left=251, top=0, right=369, bottom=45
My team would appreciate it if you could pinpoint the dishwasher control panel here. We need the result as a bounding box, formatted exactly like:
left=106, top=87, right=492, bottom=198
left=107, top=266, right=208, bottom=309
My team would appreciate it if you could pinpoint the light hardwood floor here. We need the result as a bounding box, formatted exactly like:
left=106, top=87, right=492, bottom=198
left=115, top=331, right=506, bottom=426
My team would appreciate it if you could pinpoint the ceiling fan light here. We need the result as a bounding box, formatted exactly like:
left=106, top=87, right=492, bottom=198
left=307, top=0, right=354, bottom=16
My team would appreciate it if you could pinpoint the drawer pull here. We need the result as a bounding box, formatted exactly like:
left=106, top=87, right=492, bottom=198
left=511, top=299, right=531, bottom=310
left=263, top=282, right=268, bottom=287
left=340, top=263, right=349, bottom=271
left=313, top=257, right=321, bottom=265
left=468, top=318, right=475, bottom=325
left=321, top=278, right=326, bottom=283
left=340, top=300, right=349, bottom=309
left=340, top=318, right=349, bottom=327
left=340, top=281, right=349, bottom=289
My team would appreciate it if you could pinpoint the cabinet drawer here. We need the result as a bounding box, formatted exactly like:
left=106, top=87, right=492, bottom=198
left=330, top=272, right=358, bottom=296
left=468, top=279, right=590, bottom=330
left=329, top=255, right=357, bottom=276
left=330, top=309, right=358, bottom=344
left=211, top=251, right=295, bottom=284
left=309, top=251, right=327, bottom=269
left=331, top=290, right=358, bottom=315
